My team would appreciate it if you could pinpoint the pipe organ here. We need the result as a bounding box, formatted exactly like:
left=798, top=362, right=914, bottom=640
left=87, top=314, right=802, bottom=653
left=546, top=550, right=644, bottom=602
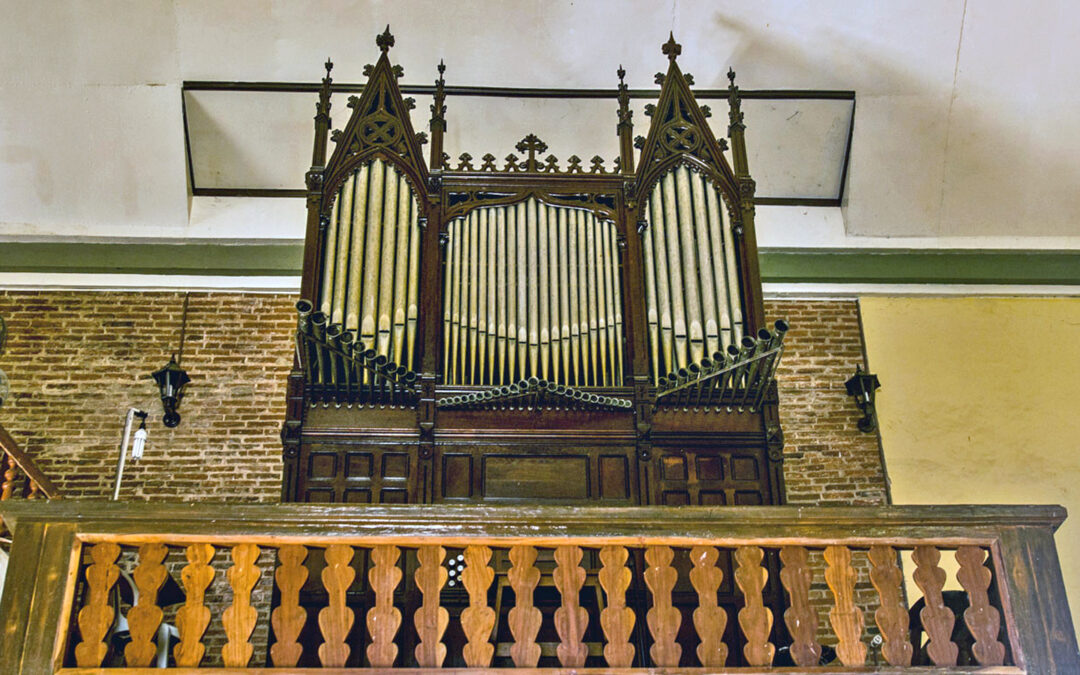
left=284, top=28, right=787, bottom=512
left=278, top=27, right=792, bottom=669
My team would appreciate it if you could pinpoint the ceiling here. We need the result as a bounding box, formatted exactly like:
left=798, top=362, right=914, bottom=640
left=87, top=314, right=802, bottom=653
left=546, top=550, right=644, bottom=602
left=0, top=1, right=1078, bottom=288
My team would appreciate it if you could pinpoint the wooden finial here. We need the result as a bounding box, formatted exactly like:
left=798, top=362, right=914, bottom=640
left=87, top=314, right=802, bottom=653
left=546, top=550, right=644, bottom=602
left=727, top=67, right=737, bottom=88
left=662, top=32, right=682, bottom=61
left=376, top=25, right=395, bottom=53
left=437, top=58, right=446, bottom=77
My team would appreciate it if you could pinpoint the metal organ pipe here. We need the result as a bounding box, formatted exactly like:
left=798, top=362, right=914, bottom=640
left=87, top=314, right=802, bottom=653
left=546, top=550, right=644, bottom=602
left=316, top=159, right=421, bottom=378
left=643, top=167, right=745, bottom=383
left=442, top=198, right=624, bottom=387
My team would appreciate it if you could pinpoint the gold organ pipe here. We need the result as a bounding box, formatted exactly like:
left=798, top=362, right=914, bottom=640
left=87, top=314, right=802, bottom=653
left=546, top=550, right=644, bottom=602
left=661, top=172, right=687, bottom=372
left=547, top=206, right=561, bottom=383
left=526, top=200, right=540, bottom=378
left=642, top=216, right=660, bottom=385
left=649, top=189, right=673, bottom=380
left=515, top=202, right=528, bottom=380
left=445, top=218, right=457, bottom=381
left=392, top=174, right=411, bottom=369
left=605, top=223, right=620, bottom=386
left=507, top=205, right=519, bottom=382
left=377, top=165, right=399, bottom=358
left=320, top=197, right=340, bottom=318
left=557, top=208, right=571, bottom=384
left=346, top=164, right=370, bottom=332
left=360, top=160, right=384, bottom=352
left=405, top=183, right=420, bottom=371
left=716, top=187, right=744, bottom=342
left=567, top=209, right=581, bottom=386
left=597, top=214, right=611, bottom=385
left=702, top=182, right=731, bottom=348
left=689, top=169, right=720, bottom=357
left=610, top=226, right=625, bottom=385
left=486, top=207, right=498, bottom=384
left=675, top=166, right=704, bottom=364
left=467, top=210, right=479, bottom=383
left=476, top=208, right=488, bottom=384
left=331, top=172, right=353, bottom=327
left=576, top=211, right=591, bottom=385
left=537, top=203, right=550, bottom=381
left=586, top=213, right=600, bottom=385
left=496, top=207, right=508, bottom=384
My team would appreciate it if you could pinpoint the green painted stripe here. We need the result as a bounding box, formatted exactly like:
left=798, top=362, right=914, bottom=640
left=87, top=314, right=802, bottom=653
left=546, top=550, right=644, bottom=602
left=759, top=250, right=1080, bottom=285
left=0, top=242, right=303, bottom=277
left=0, top=242, right=1076, bottom=285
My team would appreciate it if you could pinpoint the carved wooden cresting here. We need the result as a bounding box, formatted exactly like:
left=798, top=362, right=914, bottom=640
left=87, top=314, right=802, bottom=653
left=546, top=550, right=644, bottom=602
left=284, top=28, right=787, bottom=513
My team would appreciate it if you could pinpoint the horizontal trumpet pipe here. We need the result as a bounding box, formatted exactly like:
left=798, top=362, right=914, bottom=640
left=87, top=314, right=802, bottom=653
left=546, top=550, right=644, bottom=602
left=738, top=330, right=772, bottom=410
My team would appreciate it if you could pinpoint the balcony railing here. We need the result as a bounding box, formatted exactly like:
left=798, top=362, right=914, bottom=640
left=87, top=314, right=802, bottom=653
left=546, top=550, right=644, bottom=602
left=0, top=423, right=60, bottom=541
left=0, top=502, right=1075, bottom=673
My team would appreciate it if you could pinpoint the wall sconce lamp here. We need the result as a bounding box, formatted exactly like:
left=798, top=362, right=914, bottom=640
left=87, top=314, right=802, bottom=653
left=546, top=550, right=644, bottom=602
left=845, top=365, right=881, bottom=433
left=151, top=294, right=191, bottom=428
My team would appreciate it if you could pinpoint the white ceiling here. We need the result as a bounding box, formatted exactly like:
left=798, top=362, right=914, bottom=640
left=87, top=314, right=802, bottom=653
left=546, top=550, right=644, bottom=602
left=1, top=0, right=1079, bottom=246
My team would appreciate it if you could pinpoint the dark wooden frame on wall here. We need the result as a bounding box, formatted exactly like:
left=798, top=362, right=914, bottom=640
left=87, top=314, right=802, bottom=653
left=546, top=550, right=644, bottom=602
left=281, top=30, right=785, bottom=511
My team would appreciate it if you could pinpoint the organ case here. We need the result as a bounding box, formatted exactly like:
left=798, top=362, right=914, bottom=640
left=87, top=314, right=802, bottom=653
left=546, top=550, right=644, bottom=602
left=282, top=30, right=788, bottom=509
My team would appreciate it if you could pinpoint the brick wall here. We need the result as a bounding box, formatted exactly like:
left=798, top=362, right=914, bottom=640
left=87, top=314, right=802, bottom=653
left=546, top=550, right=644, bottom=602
left=0, top=291, right=888, bottom=662
left=0, top=291, right=887, bottom=506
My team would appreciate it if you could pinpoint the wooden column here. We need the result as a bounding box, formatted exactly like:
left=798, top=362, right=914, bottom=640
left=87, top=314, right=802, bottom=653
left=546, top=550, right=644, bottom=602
left=0, top=520, right=79, bottom=674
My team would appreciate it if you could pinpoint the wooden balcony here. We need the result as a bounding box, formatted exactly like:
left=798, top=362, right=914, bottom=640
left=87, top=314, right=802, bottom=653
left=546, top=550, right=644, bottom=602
left=0, top=502, right=1076, bottom=673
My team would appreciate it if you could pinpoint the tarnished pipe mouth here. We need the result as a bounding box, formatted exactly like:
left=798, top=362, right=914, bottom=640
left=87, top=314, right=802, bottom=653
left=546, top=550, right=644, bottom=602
left=757, top=328, right=772, bottom=342
left=773, top=319, right=790, bottom=334
left=741, top=335, right=756, bottom=349
left=727, top=344, right=741, bottom=356
left=296, top=299, right=313, bottom=315
left=327, top=323, right=344, bottom=338
left=311, top=312, right=328, bottom=327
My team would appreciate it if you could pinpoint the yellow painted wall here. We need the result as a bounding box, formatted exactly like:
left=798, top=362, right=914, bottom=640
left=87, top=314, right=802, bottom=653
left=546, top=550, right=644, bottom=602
left=860, top=296, right=1080, bottom=634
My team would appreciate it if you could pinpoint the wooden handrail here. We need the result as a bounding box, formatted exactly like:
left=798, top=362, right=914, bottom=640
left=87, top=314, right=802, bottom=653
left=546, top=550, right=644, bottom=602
left=0, top=422, right=60, bottom=499
left=0, top=502, right=1076, bottom=673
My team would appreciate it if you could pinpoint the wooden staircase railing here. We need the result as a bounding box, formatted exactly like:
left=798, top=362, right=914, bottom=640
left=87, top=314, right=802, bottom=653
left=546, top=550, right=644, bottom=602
left=0, top=502, right=1076, bottom=673
left=0, top=423, right=60, bottom=539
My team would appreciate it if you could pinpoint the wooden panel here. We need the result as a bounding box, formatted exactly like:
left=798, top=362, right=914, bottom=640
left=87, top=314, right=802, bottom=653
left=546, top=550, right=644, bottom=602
left=696, top=455, right=723, bottom=480
left=382, top=453, right=409, bottom=479
left=345, top=452, right=373, bottom=478
left=442, top=454, right=473, bottom=500
left=661, top=455, right=687, bottom=480
left=484, top=456, right=589, bottom=501
left=308, top=452, right=338, bottom=479
left=598, top=455, right=629, bottom=500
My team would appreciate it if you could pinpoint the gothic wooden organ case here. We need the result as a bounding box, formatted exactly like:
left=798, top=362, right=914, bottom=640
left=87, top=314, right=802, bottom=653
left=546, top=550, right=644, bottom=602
left=282, top=30, right=789, bottom=510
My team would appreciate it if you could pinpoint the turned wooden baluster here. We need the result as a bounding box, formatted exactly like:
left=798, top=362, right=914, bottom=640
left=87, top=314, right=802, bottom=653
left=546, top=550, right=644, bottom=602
left=598, top=545, right=635, bottom=667
left=644, top=545, right=682, bottom=666
left=74, top=542, right=121, bottom=667
left=366, top=545, right=403, bottom=667
left=507, top=544, right=542, bottom=667
left=1, top=453, right=16, bottom=501
left=319, top=544, right=356, bottom=667
left=689, top=546, right=728, bottom=667
left=734, top=545, right=774, bottom=666
left=124, top=543, right=169, bottom=666
left=955, top=546, right=1006, bottom=666
left=222, top=543, right=261, bottom=667
left=824, top=545, right=867, bottom=666
left=913, top=545, right=959, bottom=666
left=270, top=544, right=309, bottom=667
left=461, top=545, right=496, bottom=667
left=779, top=546, right=821, bottom=667
left=552, top=545, right=589, bottom=667
left=174, top=543, right=216, bottom=667
left=414, top=545, right=449, bottom=667
left=26, top=479, right=40, bottom=499
left=868, top=545, right=913, bottom=666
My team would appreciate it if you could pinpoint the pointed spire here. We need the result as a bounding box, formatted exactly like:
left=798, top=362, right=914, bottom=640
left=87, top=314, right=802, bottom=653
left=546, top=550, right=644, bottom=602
left=662, top=32, right=682, bottom=61
left=727, top=66, right=745, bottom=134
left=617, top=64, right=631, bottom=126
left=616, top=64, right=634, bottom=173
left=376, top=25, right=395, bottom=53
left=429, top=59, right=447, bottom=170
left=312, top=58, right=334, bottom=166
